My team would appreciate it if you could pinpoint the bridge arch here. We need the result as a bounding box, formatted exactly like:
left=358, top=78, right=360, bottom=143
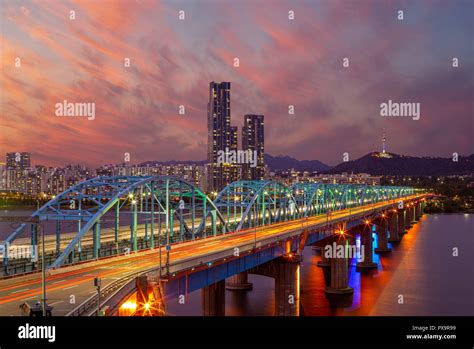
left=3, top=176, right=226, bottom=269
left=211, top=180, right=299, bottom=232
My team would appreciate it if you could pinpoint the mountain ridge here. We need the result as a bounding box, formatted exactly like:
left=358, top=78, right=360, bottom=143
left=139, top=152, right=474, bottom=176
left=325, top=152, right=474, bottom=176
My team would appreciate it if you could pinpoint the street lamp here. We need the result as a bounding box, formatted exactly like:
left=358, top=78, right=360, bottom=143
left=94, top=277, right=101, bottom=316
left=253, top=204, right=257, bottom=249
left=39, top=224, right=46, bottom=317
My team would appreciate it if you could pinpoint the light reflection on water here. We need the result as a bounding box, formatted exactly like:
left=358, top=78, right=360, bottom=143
left=167, top=214, right=473, bottom=316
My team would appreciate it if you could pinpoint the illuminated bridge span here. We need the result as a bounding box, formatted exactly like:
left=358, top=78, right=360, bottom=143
left=0, top=176, right=429, bottom=316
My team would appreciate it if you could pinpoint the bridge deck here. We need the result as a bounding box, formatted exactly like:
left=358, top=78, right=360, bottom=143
left=0, top=194, right=424, bottom=316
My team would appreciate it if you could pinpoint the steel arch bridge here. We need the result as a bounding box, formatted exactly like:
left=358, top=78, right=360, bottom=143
left=291, top=183, right=414, bottom=217
left=2, top=176, right=417, bottom=271
left=3, top=176, right=226, bottom=269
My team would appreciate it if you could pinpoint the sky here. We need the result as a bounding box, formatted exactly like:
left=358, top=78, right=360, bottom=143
left=0, top=0, right=473, bottom=167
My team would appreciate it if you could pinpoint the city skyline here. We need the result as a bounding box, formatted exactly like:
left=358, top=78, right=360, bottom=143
left=1, top=0, right=472, bottom=168
left=0, top=1, right=473, bottom=334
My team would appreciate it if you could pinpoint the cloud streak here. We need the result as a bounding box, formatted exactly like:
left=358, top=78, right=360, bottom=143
left=0, top=0, right=472, bottom=167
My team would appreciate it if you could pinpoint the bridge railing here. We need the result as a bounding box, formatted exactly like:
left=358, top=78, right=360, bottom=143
left=66, top=266, right=158, bottom=316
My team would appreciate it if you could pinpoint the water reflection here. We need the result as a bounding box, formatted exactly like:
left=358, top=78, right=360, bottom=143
left=167, top=214, right=473, bottom=316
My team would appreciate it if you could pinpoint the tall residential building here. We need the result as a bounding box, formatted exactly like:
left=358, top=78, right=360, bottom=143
left=229, top=126, right=239, bottom=183
left=6, top=152, right=31, bottom=191
left=6, top=152, right=30, bottom=169
left=230, top=126, right=238, bottom=152
left=0, top=163, right=5, bottom=190
left=207, top=81, right=238, bottom=191
left=242, top=114, right=265, bottom=180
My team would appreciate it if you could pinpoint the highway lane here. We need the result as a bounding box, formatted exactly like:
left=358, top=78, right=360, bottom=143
left=6, top=214, right=244, bottom=252
left=7, top=213, right=244, bottom=254
left=0, top=195, right=423, bottom=315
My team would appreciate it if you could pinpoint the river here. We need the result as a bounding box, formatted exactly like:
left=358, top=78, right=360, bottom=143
left=166, top=213, right=474, bottom=316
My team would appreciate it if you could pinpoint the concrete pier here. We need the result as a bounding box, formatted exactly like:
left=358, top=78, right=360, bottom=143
left=410, top=205, right=417, bottom=224
left=317, top=240, right=331, bottom=267
left=225, top=272, right=253, bottom=290
left=274, top=254, right=301, bottom=316
left=356, top=225, right=377, bottom=270
left=398, top=210, right=406, bottom=236
left=388, top=213, right=400, bottom=242
left=415, top=203, right=420, bottom=220
left=374, top=218, right=391, bottom=254
left=249, top=253, right=301, bottom=316
left=405, top=208, right=411, bottom=230
left=325, top=236, right=354, bottom=295
left=202, top=280, right=225, bottom=316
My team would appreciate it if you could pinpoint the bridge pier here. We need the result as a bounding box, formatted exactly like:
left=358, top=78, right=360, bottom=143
left=226, top=272, right=253, bottom=290
left=404, top=209, right=411, bottom=230
left=374, top=218, right=391, bottom=254
left=325, top=236, right=354, bottom=295
left=249, top=253, right=301, bottom=316
left=416, top=202, right=423, bottom=221
left=317, top=241, right=331, bottom=267
left=410, top=205, right=417, bottom=224
left=388, top=213, right=400, bottom=243
left=274, top=254, right=301, bottom=316
left=356, top=225, right=377, bottom=270
left=202, top=280, right=225, bottom=316
left=398, top=211, right=406, bottom=236
left=414, top=203, right=420, bottom=221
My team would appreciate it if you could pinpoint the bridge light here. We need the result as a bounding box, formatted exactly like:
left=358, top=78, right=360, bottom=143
left=144, top=303, right=150, bottom=311
left=338, top=229, right=344, bottom=235
left=381, top=213, right=385, bottom=218
left=128, top=193, right=134, bottom=199
left=131, top=200, right=137, bottom=205
left=365, top=220, right=370, bottom=225
left=121, top=301, right=137, bottom=310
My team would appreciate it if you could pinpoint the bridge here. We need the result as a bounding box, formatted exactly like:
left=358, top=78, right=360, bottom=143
left=0, top=176, right=430, bottom=316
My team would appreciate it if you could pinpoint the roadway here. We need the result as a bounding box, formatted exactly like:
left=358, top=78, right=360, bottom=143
left=0, top=195, right=423, bottom=316
left=8, top=213, right=244, bottom=255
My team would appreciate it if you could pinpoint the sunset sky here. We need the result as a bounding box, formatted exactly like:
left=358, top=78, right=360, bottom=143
left=1, top=0, right=472, bottom=167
